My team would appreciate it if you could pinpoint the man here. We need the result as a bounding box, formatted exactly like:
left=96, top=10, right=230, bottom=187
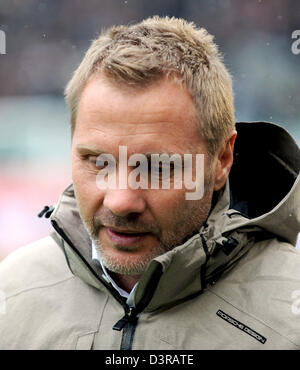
left=1, top=16, right=300, bottom=350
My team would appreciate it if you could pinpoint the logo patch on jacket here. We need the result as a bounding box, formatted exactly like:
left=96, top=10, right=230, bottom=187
left=216, top=310, right=267, bottom=344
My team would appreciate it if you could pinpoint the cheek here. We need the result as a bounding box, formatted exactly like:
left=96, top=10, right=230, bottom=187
left=147, top=189, right=186, bottom=224
left=72, top=158, right=104, bottom=215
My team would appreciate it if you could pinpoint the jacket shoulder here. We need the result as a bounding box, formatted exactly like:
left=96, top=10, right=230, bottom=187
left=0, top=236, right=73, bottom=296
left=210, top=237, right=300, bottom=347
left=0, top=236, right=104, bottom=350
left=234, top=237, right=300, bottom=281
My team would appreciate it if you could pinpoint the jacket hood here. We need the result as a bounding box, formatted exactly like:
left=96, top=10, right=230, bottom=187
left=227, top=121, right=300, bottom=245
left=50, top=121, right=300, bottom=312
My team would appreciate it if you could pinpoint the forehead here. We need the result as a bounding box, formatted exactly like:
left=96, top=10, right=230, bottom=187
left=74, top=75, right=206, bottom=155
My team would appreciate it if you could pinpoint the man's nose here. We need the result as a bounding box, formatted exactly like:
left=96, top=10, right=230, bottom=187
left=103, top=189, right=146, bottom=217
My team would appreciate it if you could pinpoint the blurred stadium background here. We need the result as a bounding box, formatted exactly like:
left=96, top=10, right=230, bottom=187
left=0, top=0, right=300, bottom=260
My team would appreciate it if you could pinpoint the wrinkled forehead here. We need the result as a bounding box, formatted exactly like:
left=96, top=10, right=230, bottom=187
left=73, top=75, right=207, bottom=155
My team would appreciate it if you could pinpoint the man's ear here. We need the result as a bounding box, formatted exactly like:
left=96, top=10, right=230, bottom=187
left=214, top=130, right=237, bottom=191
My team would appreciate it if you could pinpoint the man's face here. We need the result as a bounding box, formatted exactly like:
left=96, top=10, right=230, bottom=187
left=72, top=75, right=216, bottom=276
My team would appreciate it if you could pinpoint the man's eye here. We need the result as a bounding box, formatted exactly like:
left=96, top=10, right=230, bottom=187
left=151, top=166, right=163, bottom=175
left=88, top=155, right=98, bottom=163
left=151, top=166, right=174, bottom=179
left=151, top=164, right=174, bottom=174
left=82, top=155, right=98, bottom=166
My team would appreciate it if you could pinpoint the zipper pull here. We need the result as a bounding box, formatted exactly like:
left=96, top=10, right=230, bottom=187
left=113, top=317, right=129, bottom=331
left=38, top=205, right=54, bottom=218
left=113, top=307, right=137, bottom=331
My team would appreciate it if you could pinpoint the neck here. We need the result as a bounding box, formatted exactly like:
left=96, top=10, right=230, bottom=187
left=110, top=272, right=141, bottom=293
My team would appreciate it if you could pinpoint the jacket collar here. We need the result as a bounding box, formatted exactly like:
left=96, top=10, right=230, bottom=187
left=50, top=179, right=253, bottom=312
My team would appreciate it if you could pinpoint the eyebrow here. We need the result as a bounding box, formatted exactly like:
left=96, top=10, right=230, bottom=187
left=144, top=151, right=182, bottom=158
left=76, top=145, right=183, bottom=157
left=76, top=145, right=105, bottom=155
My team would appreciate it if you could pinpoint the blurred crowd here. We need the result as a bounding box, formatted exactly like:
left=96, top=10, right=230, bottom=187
left=0, top=0, right=299, bottom=123
left=0, top=0, right=299, bottom=258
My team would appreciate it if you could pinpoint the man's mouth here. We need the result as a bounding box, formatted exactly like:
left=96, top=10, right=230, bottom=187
left=105, top=227, right=150, bottom=247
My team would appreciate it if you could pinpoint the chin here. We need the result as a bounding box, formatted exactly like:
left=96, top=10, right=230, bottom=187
left=97, top=242, right=161, bottom=276
left=102, top=254, right=150, bottom=276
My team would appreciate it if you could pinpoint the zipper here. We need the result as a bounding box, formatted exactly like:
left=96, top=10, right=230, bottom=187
left=113, top=307, right=139, bottom=350
left=51, top=219, right=163, bottom=350
left=200, top=233, right=210, bottom=291
left=112, top=264, right=163, bottom=349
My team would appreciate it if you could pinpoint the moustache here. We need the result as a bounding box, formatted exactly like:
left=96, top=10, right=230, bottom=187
left=92, top=212, right=161, bottom=236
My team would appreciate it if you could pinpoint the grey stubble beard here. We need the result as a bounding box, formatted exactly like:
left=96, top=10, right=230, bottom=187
left=80, top=174, right=215, bottom=276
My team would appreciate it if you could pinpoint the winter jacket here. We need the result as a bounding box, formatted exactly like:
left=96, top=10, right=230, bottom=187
left=0, top=121, right=300, bottom=350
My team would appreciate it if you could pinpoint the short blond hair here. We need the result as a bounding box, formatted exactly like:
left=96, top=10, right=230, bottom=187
left=65, top=16, right=235, bottom=156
